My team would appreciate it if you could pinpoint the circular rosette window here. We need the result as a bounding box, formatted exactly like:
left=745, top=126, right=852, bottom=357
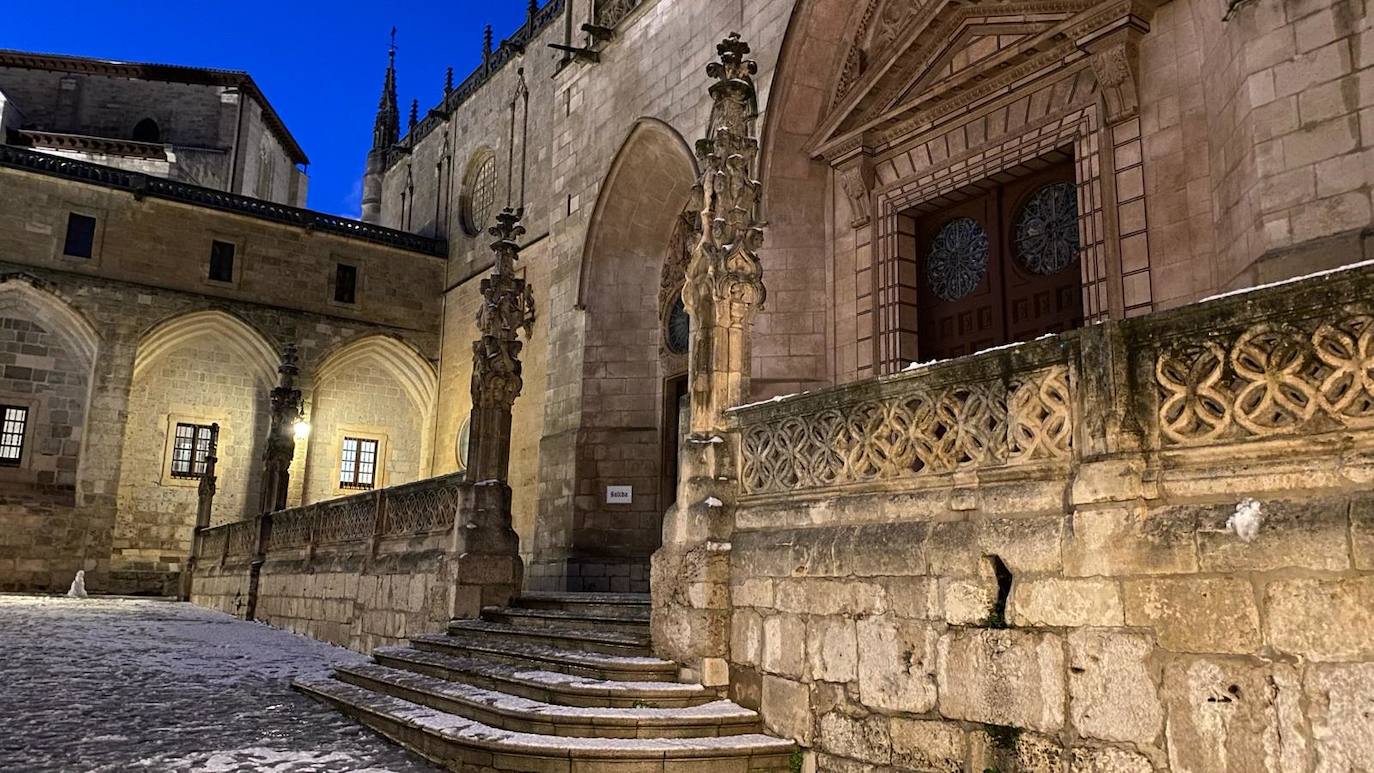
left=665, top=295, right=690, bottom=355
left=1015, top=181, right=1080, bottom=275
left=926, top=217, right=989, bottom=301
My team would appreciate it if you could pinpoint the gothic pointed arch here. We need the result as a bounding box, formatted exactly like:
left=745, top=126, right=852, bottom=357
left=133, top=310, right=277, bottom=385
left=576, top=117, right=698, bottom=310
left=301, top=334, right=438, bottom=502
left=0, top=274, right=101, bottom=492
left=546, top=116, right=698, bottom=588
left=0, top=274, right=100, bottom=366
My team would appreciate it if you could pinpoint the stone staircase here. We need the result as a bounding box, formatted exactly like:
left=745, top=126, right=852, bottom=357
left=294, top=592, right=795, bottom=772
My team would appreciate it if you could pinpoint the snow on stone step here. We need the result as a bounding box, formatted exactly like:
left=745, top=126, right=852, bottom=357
left=374, top=645, right=711, bottom=707
left=334, top=662, right=760, bottom=738
left=446, top=618, right=654, bottom=657
left=412, top=632, right=677, bottom=681
left=294, top=677, right=796, bottom=764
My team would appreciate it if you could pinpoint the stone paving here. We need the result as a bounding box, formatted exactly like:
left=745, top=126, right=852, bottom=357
left=0, top=595, right=442, bottom=772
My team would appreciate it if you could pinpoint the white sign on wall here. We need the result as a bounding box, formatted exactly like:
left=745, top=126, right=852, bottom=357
left=606, top=485, right=633, bottom=504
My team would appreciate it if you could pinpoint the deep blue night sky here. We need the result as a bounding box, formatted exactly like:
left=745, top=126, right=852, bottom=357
left=4, top=1, right=531, bottom=216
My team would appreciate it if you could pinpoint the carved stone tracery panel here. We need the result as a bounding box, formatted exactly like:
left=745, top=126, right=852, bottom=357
left=1157, top=309, right=1374, bottom=446
left=739, top=364, right=1072, bottom=494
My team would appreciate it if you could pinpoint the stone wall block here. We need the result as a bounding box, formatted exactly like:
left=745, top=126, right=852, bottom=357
left=1068, top=746, right=1155, bottom=773
left=1264, top=577, right=1374, bottom=661
left=978, top=516, right=1065, bottom=574
left=1123, top=577, right=1261, bottom=654
left=806, top=615, right=858, bottom=683
left=968, top=728, right=1065, bottom=773
left=775, top=578, right=888, bottom=616
left=762, top=674, right=812, bottom=745
left=1197, top=497, right=1351, bottom=572
left=731, top=576, right=775, bottom=608
left=883, top=575, right=939, bottom=620
left=1303, top=663, right=1374, bottom=771
left=1065, top=506, right=1199, bottom=577
left=924, top=520, right=981, bottom=577
left=1162, top=657, right=1310, bottom=773
left=1352, top=493, right=1374, bottom=570
left=1067, top=629, right=1163, bottom=746
left=940, top=576, right=997, bottom=626
left=730, top=607, right=762, bottom=667
left=935, top=628, right=1066, bottom=732
left=857, top=615, right=938, bottom=713
left=1010, top=577, right=1124, bottom=627
left=817, top=711, right=892, bottom=766
left=888, top=718, right=966, bottom=773
left=762, top=613, right=806, bottom=678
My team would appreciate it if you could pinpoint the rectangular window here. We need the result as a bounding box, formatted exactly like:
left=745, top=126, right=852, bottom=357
left=0, top=406, right=28, bottom=466
left=334, top=263, right=358, bottom=304
left=63, top=213, right=96, bottom=258
left=170, top=422, right=215, bottom=478
left=339, top=436, right=379, bottom=490
left=209, top=240, right=235, bottom=282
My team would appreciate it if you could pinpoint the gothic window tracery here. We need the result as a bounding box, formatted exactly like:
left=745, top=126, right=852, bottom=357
left=461, top=152, right=498, bottom=236
left=1014, top=182, right=1079, bottom=275
left=665, top=296, right=690, bottom=355
left=925, top=217, right=988, bottom=301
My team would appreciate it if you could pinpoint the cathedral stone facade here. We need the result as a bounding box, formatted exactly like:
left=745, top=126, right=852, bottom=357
left=3, top=0, right=1374, bottom=768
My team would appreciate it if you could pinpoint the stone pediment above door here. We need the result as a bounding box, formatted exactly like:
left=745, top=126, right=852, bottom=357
left=811, top=0, right=1155, bottom=157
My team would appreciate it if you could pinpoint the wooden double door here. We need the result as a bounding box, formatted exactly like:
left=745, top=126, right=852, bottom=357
left=913, top=161, right=1083, bottom=361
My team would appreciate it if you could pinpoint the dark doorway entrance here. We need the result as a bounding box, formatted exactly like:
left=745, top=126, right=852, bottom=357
left=661, top=374, right=688, bottom=510
left=911, top=157, right=1083, bottom=361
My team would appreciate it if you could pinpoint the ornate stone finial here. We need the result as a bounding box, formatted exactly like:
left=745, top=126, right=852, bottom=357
left=371, top=28, right=400, bottom=150
left=483, top=25, right=494, bottom=61
left=408, top=98, right=419, bottom=133
left=444, top=66, right=454, bottom=96
left=527, top=0, right=538, bottom=16
left=466, top=207, right=536, bottom=483
left=682, top=31, right=766, bottom=435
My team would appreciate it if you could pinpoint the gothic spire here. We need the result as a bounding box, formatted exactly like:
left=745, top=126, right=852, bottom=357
left=408, top=99, right=418, bottom=134
left=371, top=27, right=400, bottom=150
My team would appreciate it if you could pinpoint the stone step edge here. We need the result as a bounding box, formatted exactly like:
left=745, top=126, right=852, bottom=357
left=294, top=677, right=797, bottom=760
left=485, top=606, right=652, bottom=624
left=375, top=646, right=706, bottom=700
left=516, top=591, right=651, bottom=606
left=335, top=663, right=759, bottom=734
left=448, top=618, right=653, bottom=649
left=414, top=633, right=676, bottom=675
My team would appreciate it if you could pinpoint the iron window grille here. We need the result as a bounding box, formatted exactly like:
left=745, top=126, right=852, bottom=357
left=170, top=422, right=215, bottom=478
left=0, top=406, right=29, bottom=466
left=339, top=437, right=379, bottom=490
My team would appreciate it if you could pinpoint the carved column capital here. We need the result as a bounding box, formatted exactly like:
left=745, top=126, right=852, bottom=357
left=1080, top=19, right=1149, bottom=124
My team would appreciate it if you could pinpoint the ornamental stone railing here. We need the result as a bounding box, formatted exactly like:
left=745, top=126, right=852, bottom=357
left=0, top=144, right=447, bottom=257
left=733, top=260, right=1374, bottom=498
left=734, top=336, right=1074, bottom=497
left=196, top=472, right=465, bottom=562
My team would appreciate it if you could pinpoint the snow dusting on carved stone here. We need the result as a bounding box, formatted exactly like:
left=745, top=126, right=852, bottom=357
left=1226, top=498, right=1263, bottom=542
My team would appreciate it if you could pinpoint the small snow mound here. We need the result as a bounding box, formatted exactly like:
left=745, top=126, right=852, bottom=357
left=67, top=570, right=87, bottom=599
left=1226, top=498, right=1263, bottom=542
left=704, top=497, right=724, bottom=508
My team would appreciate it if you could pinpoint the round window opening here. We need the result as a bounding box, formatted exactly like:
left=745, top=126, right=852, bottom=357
left=665, top=296, right=690, bottom=355
left=926, top=217, right=989, bottom=301
left=461, top=154, right=498, bottom=236
left=1015, top=181, right=1080, bottom=275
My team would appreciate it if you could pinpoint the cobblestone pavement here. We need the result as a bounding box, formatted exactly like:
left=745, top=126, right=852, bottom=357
left=0, top=595, right=442, bottom=772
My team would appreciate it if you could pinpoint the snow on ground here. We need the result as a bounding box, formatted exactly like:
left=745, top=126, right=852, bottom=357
left=0, top=595, right=442, bottom=773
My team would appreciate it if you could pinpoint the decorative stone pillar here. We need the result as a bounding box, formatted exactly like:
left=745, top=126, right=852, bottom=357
left=450, top=207, right=534, bottom=617
left=180, top=423, right=219, bottom=602
left=653, top=33, right=766, bottom=687
left=259, top=344, right=302, bottom=515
